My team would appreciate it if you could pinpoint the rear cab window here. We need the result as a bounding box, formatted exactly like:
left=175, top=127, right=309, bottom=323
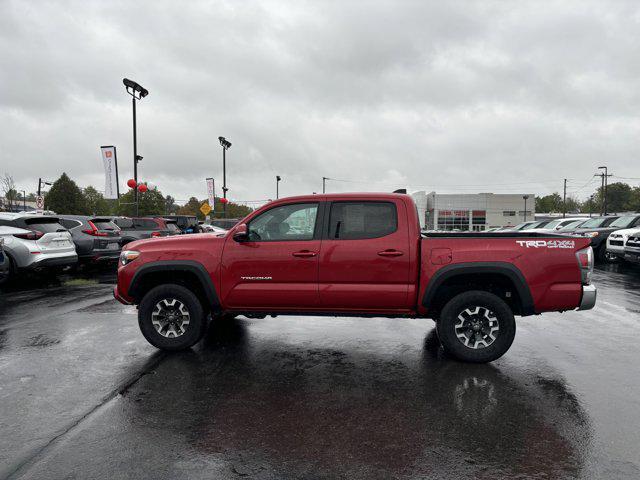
left=328, top=201, right=397, bottom=239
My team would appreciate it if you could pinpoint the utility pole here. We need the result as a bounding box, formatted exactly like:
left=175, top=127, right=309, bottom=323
left=276, top=175, right=281, bottom=199
left=322, top=176, right=328, bottom=194
left=563, top=179, right=567, bottom=218
left=21, top=190, right=26, bottom=212
left=598, top=166, right=611, bottom=215
left=123, top=78, right=149, bottom=217
left=218, top=137, right=232, bottom=217
left=523, top=195, right=529, bottom=221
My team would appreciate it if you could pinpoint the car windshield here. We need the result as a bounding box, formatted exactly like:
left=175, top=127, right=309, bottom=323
left=511, top=222, right=532, bottom=230
left=578, top=217, right=607, bottom=228
left=609, top=216, right=639, bottom=228
left=558, top=220, right=585, bottom=230
left=166, top=223, right=180, bottom=232
left=544, top=219, right=564, bottom=229
left=24, top=217, right=66, bottom=233
left=92, top=219, right=119, bottom=231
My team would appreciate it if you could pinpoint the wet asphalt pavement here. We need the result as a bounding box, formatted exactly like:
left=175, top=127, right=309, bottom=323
left=1, top=266, right=639, bottom=479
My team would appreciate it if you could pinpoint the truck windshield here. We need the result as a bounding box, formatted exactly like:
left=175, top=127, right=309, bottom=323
left=609, top=216, right=639, bottom=228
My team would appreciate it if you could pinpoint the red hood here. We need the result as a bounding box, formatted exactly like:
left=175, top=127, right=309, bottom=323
left=126, top=233, right=226, bottom=261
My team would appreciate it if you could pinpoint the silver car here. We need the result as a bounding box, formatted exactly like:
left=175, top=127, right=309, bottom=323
left=0, top=214, right=78, bottom=281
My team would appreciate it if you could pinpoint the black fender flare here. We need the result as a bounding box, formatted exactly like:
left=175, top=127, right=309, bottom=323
left=128, top=260, right=221, bottom=310
left=422, top=262, right=535, bottom=316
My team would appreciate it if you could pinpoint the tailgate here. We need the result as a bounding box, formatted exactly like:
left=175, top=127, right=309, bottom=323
left=36, top=231, right=75, bottom=253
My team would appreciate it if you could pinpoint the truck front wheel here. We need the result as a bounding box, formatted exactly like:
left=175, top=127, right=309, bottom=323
left=138, top=284, right=207, bottom=351
left=437, top=291, right=516, bottom=363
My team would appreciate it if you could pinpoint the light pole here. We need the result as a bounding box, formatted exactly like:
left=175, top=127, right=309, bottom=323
left=276, top=175, right=281, bottom=199
left=218, top=137, right=232, bottom=217
left=21, top=190, right=26, bottom=212
left=598, top=166, right=609, bottom=215
left=37, top=178, right=52, bottom=197
left=123, top=78, right=149, bottom=216
left=522, top=195, right=529, bottom=221
left=322, top=176, right=328, bottom=194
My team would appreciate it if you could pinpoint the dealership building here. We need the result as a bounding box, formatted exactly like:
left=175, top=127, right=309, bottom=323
left=411, top=191, right=535, bottom=231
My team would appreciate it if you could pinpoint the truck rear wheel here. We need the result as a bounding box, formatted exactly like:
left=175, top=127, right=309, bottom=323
left=437, top=291, right=516, bottom=363
left=138, top=284, right=207, bottom=351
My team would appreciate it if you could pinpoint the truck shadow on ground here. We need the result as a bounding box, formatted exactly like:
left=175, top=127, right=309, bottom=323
left=125, top=319, right=592, bottom=479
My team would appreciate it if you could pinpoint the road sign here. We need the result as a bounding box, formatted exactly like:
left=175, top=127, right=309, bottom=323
left=200, top=202, right=212, bottom=216
left=36, top=195, right=44, bottom=209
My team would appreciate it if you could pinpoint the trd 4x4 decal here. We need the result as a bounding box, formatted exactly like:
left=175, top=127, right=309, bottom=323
left=516, top=240, right=575, bottom=249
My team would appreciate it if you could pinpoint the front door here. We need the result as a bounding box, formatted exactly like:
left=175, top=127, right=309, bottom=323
left=221, top=202, right=322, bottom=309
left=318, top=200, right=411, bottom=310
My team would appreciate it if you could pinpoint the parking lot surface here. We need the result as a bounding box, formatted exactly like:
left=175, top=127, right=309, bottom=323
left=1, top=266, right=639, bottom=479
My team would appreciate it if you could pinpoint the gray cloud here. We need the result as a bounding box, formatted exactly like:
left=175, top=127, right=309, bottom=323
left=1, top=0, right=639, bottom=205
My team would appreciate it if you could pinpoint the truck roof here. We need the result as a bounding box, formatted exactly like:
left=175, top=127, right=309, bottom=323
left=269, top=193, right=412, bottom=204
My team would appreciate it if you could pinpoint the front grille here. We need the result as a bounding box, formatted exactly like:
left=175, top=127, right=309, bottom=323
left=627, top=237, right=640, bottom=248
left=609, top=240, right=624, bottom=246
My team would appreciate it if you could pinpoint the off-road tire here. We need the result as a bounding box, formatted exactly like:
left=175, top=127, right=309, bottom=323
left=138, top=284, right=207, bottom=351
left=437, top=290, right=516, bottom=363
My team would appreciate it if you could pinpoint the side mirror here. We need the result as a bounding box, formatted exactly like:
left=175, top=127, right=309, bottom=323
left=233, top=223, right=249, bottom=242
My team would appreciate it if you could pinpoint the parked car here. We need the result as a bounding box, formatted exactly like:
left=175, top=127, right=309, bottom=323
left=59, top=216, right=122, bottom=263
left=606, top=227, right=640, bottom=262
left=211, top=218, right=241, bottom=230
left=199, top=223, right=228, bottom=234
left=163, top=215, right=199, bottom=233
left=163, top=218, right=182, bottom=235
left=0, top=214, right=77, bottom=282
left=0, top=237, right=10, bottom=285
left=504, top=220, right=546, bottom=231
left=623, top=233, right=640, bottom=264
left=527, top=217, right=586, bottom=233
left=572, top=215, right=640, bottom=262
left=115, top=193, right=595, bottom=363
left=111, top=217, right=174, bottom=246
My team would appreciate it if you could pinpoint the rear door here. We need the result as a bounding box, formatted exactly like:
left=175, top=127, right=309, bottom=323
left=318, top=199, right=411, bottom=310
left=221, top=202, right=322, bottom=309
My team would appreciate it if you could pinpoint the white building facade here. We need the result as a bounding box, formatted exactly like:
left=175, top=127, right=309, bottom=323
left=411, top=191, right=535, bottom=231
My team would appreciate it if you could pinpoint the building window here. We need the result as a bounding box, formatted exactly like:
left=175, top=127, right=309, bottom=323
left=437, top=209, right=470, bottom=231
left=503, top=211, right=516, bottom=216
left=472, top=210, right=486, bottom=226
left=518, top=211, right=532, bottom=217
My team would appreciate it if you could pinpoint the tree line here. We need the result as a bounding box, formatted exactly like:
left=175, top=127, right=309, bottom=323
left=0, top=172, right=252, bottom=220
left=536, top=182, right=640, bottom=214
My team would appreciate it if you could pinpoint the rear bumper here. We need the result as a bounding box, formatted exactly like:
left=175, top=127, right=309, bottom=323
left=578, top=284, right=597, bottom=311
left=26, top=254, right=78, bottom=270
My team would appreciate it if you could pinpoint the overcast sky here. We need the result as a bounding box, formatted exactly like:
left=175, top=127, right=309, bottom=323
left=1, top=0, right=640, bottom=205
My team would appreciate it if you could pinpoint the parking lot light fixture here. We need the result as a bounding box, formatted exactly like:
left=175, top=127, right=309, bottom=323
left=218, top=136, right=232, bottom=217
left=123, top=78, right=149, bottom=216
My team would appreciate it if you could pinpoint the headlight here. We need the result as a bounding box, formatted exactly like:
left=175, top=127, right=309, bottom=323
left=120, top=250, right=140, bottom=266
left=584, top=232, right=599, bottom=238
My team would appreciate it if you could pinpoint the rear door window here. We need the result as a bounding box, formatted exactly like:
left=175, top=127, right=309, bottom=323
left=60, top=219, right=82, bottom=229
left=328, top=202, right=397, bottom=240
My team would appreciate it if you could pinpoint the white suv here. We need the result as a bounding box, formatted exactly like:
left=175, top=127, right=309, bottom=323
left=0, top=214, right=77, bottom=281
left=607, top=227, right=640, bottom=261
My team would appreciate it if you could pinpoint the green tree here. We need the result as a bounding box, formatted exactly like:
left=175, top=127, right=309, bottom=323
left=535, top=193, right=562, bottom=213
left=83, top=186, right=112, bottom=215
left=116, top=189, right=166, bottom=216
left=629, top=187, right=640, bottom=212
left=164, top=195, right=178, bottom=214
left=177, top=197, right=204, bottom=219
left=45, top=173, right=87, bottom=214
left=601, top=182, right=633, bottom=213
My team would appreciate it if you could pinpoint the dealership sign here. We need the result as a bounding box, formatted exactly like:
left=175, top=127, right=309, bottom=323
left=100, top=146, right=120, bottom=199
left=206, top=177, right=215, bottom=209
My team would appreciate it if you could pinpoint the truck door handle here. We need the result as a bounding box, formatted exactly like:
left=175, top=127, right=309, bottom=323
left=378, top=249, right=404, bottom=257
left=292, top=250, right=317, bottom=258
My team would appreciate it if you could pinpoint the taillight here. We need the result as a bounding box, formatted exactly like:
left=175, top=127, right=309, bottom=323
left=14, top=230, right=44, bottom=240
left=576, top=247, right=594, bottom=285
left=151, top=231, right=162, bottom=237
left=82, top=221, right=109, bottom=237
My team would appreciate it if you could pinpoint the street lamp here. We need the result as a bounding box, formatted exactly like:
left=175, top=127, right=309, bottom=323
left=276, top=175, right=281, bottom=199
left=522, top=195, right=529, bottom=221
left=218, top=136, right=232, bottom=217
left=598, top=166, right=608, bottom=215
left=123, top=78, right=149, bottom=216
left=37, top=178, right=52, bottom=196
left=323, top=176, right=329, bottom=194
left=21, top=190, right=26, bottom=212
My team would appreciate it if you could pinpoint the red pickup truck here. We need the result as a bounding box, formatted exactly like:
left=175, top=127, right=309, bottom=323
left=114, top=193, right=596, bottom=363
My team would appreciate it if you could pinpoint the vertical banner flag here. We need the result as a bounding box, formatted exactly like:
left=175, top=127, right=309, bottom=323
left=206, top=177, right=215, bottom=209
left=100, top=146, right=120, bottom=199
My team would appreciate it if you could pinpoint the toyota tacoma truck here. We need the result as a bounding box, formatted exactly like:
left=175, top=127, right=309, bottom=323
left=114, top=193, right=596, bottom=363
